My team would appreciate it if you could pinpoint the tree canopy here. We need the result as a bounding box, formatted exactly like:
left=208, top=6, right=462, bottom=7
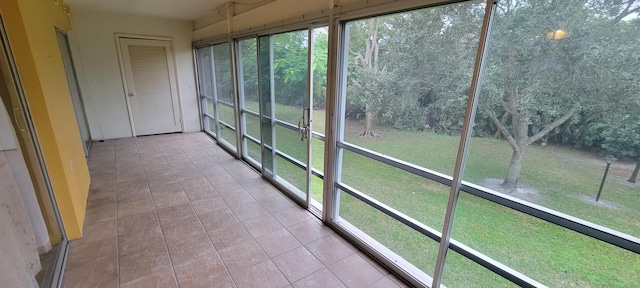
left=343, top=0, right=640, bottom=188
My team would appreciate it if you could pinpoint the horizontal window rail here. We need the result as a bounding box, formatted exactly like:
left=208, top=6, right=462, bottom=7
left=337, top=181, right=546, bottom=288
left=448, top=239, right=545, bottom=288
left=242, top=109, right=260, bottom=118
left=336, top=182, right=442, bottom=243
left=244, top=134, right=260, bottom=146
left=311, top=168, right=323, bottom=179
left=219, top=120, right=235, bottom=130
left=312, top=131, right=325, bottom=141
left=203, top=113, right=215, bottom=119
left=460, top=182, right=640, bottom=254
left=338, top=141, right=640, bottom=254
left=218, top=100, right=234, bottom=108
left=275, top=149, right=306, bottom=170
left=338, top=141, right=453, bottom=186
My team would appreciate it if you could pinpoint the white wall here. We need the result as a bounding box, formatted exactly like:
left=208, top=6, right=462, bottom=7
left=68, top=7, right=199, bottom=140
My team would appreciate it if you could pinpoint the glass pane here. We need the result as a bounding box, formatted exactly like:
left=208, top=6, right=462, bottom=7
left=443, top=248, right=518, bottom=288
left=244, top=113, right=260, bottom=141
left=275, top=155, right=306, bottom=198
left=311, top=138, right=324, bottom=172
left=340, top=149, right=449, bottom=230
left=259, top=35, right=273, bottom=175
left=338, top=191, right=439, bottom=283
left=238, top=38, right=259, bottom=112
left=204, top=116, right=216, bottom=136
left=340, top=1, right=485, bottom=177
left=450, top=192, right=640, bottom=287
left=275, top=125, right=306, bottom=164
left=196, top=47, right=214, bottom=99
left=202, top=97, right=214, bottom=116
left=219, top=125, right=236, bottom=148
left=245, top=137, right=261, bottom=164
left=312, top=27, right=328, bottom=135
left=218, top=104, right=235, bottom=128
left=212, top=43, right=233, bottom=104
left=1, top=99, right=65, bottom=288
left=273, top=30, right=309, bottom=121
left=310, top=174, right=323, bottom=207
left=465, top=0, right=640, bottom=239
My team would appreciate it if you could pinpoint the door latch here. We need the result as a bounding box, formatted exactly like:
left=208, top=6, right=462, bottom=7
left=298, top=108, right=310, bottom=141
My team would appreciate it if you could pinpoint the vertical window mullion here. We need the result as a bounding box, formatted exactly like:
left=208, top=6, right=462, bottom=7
left=431, top=1, right=497, bottom=286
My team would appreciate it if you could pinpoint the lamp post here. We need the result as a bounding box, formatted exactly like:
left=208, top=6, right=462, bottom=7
left=596, top=155, right=617, bottom=201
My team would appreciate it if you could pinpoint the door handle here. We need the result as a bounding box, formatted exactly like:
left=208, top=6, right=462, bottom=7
left=128, top=92, right=134, bottom=97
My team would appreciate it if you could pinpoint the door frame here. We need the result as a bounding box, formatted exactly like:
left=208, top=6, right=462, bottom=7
left=115, top=34, right=184, bottom=137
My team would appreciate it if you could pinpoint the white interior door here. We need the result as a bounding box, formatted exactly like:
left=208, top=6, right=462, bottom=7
left=119, top=38, right=182, bottom=136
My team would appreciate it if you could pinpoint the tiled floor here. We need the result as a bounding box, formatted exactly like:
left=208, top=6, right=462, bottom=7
left=62, top=132, right=408, bottom=288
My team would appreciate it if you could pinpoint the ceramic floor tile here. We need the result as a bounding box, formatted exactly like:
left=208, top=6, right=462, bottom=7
left=166, top=230, right=216, bottom=265
left=231, top=201, right=269, bottom=221
left=69, top=133, right=400, bottom=288
left=287, top=218, right=334, bottom=245
left=149, top=181, right=183, bottom=195
left=242, top=214, right=284, bottom=238
left=173, top=252, right=235, bottom=288
left=207, top=225, right=253, bottom=251
left=152, top=190, right=190, bottom=209
left=272, top=246, right=325, bottom=283
left=220, top=190, right=256, bottom=208
left=61, top=257, right=118, bottom=288
left=83, top=203, right=117, bottom=225
left=369, top=275, right=408, bottom=288
left=259, top=194, right=297, bottom=213
left=272, top=206, right=314, bottom=228
left=117, top=198, right=155, bottom=218
left=73, top=220, right=116, bottom=246
left=328, top=253, right=385, bottom=288
left=191, top=197, right=228, bottom=217
left=255, top=228, right=302, bottom=258
left=66, top=237, right=117, bottom=271
left=118, top=242, right=171, bottom=284
left=118, top=225, right=165, bottom=256
left=291, top=268, right=346, bottom=288
left=117, top=211, right=159, bottom=236
left=116, top=187, right=152, bottom=204
left=230, top=260, right=289, bottom=288
left=161, top=216, right=206, bottom=244
left=198, top=207, right=241, bottom=232
left=181, top=181, right=217, bottom=201
left=218, top=239, right=269, bottom=273
left=157, top=203, right=196, bottom=226
left=305, top=234, right=356, bottom=266
left=120, top=268, right=178, bottom=288
left=245, top=183, right=281, bottom=200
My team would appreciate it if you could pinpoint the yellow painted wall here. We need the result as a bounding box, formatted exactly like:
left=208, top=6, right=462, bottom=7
left=0, top=0, right=90, bottom=239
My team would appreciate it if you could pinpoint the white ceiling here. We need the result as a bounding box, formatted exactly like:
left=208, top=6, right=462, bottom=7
left=65, top=0, right=229, bottom=20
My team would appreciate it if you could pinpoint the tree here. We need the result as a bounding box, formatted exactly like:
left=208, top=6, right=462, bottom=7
left=347, top=18, right=388, bottom=138
left=480, top=0, right=640, bottom=189
left=602, top=113, right=640, bottom=183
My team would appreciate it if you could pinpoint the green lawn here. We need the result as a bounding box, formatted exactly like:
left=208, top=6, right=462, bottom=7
left=223, top=101, right=640, bottom=287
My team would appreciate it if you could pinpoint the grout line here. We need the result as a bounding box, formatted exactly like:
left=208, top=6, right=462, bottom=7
left=145, top=139, right=180, bottom=287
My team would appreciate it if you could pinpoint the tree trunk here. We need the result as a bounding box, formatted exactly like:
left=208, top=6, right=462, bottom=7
left=628, top=160, right=640, bottom=183
left=503, top=147, right=524, bottom=191
left=359, top=104, right=378, bottom=138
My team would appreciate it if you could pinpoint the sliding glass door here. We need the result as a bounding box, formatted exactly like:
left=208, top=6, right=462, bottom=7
left=196, top=43, right=237, bottom=151
left=258, top=30, right=311, bottom=203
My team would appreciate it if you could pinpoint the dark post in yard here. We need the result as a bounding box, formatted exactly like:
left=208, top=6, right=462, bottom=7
left=596, top=155, right=617, bottom=201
